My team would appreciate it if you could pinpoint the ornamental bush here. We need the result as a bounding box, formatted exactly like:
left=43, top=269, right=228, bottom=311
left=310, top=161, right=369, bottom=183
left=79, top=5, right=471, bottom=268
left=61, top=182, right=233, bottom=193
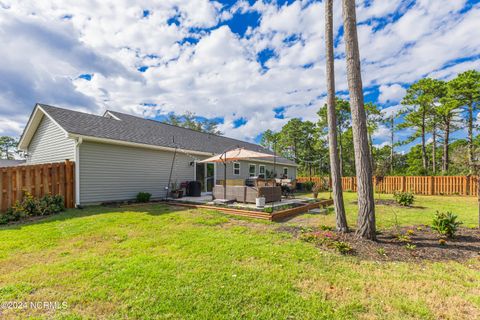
left=431, top=211, right=462, bottom=238
left=0, top=192, right=65, bottom=225
left=393, top=192, right=415, bottom=206
left=136, top=192, right=152, bottom=203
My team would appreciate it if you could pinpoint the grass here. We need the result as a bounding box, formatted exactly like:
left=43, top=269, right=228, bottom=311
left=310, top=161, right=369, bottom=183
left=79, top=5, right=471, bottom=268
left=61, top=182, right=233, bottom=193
left=0, top=196, right=478, bottom=319
left=300, top=191, right=479, bottom=229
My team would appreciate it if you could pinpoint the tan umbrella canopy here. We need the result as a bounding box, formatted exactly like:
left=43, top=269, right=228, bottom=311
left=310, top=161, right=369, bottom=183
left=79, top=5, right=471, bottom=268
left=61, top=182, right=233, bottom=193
left=199, top=148, right=274, bottom=163
left=199, top=147, right=275, bottom=200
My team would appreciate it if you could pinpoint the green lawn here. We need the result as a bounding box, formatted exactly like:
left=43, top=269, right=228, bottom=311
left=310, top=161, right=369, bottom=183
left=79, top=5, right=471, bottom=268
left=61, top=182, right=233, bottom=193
left=0, top=195, right=479, bottom=319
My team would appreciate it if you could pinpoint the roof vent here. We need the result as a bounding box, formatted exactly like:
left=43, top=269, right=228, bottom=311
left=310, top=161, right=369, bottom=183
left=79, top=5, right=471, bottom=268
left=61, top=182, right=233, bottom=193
left=104, top=111, right=121, bottom=120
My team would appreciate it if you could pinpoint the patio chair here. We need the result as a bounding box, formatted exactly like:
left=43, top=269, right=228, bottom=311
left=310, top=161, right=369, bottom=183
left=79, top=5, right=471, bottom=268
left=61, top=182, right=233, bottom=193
left=281, top=184, right=295, bottom=198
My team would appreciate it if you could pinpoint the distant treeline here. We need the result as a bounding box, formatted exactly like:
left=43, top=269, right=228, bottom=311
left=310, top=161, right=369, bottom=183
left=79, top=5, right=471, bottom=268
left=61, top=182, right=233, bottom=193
left=261, top=70, right=480, bottom=177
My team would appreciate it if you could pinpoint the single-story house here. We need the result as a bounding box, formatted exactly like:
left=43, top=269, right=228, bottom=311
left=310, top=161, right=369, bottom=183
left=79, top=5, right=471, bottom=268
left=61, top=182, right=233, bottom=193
left=18, top=104, right=297, bottom=206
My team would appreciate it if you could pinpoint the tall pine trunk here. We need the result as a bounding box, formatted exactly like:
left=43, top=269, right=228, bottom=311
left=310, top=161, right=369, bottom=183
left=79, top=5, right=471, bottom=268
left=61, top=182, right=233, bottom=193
left=468, top=103, right=474, bottom=172
left=432, top=125, right=436, bottom=175
left=368, top=132, right=375, bottom=174
left=342, top=0, right=376, bottom=240
left=442, top=119, right=450, bottom=173
left=325, top=0, right=348, bottom=232
left=421, top=111, right=428, bottom=173
left=390, top=115, right=394, bottom=174
left=338, top=130, right=344, bottom=176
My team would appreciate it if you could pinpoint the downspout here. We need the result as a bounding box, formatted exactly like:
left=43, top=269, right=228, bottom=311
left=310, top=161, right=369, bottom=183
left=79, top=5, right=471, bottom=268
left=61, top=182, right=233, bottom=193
left=75, top=137, right=83, bottom=207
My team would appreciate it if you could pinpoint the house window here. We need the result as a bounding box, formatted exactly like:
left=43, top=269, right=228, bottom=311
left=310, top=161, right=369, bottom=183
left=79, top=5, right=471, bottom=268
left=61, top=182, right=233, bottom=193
left=249, top=164, right=256, bottom=177
left=283, top=167, right=288, bottom=177
left=233, top=162, right=240, bottom=175
left=259, top=165, right=266, bottom=178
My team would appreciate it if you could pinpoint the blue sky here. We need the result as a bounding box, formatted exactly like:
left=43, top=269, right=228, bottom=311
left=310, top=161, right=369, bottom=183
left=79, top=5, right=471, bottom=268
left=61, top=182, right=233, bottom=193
left=0, top=0, right=479, bottom=152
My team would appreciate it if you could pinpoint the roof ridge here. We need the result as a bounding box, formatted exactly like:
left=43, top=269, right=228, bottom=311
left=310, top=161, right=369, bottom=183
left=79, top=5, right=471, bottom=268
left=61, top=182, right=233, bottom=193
left=40, top=104, right=112, bottom=120
left=107, top=110, right=269, bottom=151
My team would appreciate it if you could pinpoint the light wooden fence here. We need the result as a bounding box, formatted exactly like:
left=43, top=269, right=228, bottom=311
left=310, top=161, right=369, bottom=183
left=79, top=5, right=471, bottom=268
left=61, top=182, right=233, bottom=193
left=297, top=175, right=479, bottom=196
left=0, top=160, right=75, bottom=212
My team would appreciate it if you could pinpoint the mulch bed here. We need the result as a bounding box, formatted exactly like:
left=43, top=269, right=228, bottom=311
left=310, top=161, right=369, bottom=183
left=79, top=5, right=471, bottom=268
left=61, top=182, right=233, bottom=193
left=278, top=225, right=480, bottom=262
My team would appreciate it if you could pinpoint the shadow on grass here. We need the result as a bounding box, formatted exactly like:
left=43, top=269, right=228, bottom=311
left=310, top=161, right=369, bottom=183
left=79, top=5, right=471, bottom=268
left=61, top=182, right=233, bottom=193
left=0, top=202, right=186, bottom=231
left=274, top=206, right=335, bottom=223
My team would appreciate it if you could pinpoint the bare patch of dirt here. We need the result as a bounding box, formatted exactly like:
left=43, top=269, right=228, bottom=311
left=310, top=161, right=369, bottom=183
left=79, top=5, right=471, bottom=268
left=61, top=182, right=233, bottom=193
left=277, top=225, right=480, bottom=262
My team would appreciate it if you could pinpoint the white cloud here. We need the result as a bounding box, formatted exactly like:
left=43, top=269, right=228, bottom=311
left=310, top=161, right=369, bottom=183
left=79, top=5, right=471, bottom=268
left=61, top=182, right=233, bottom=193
left=0, top=0, right=478, bottom=147
left=378, top=84, right=406, bottom=104
left=381, top=104, right=404, bottom=118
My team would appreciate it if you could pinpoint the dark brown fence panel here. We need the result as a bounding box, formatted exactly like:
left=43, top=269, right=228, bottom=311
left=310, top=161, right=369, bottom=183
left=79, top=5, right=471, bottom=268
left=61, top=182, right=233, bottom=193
left=0, top=160, right=75, bottom=212
left=297, top=175, right=479, bottom=197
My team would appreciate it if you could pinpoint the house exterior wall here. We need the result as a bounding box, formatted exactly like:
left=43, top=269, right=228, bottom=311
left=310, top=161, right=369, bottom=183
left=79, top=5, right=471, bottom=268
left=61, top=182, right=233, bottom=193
left=78, top=141, right=195, bottom=204
left=26, top=116, right=75, bottom=164
left=215, top=160, right=296, bottom=181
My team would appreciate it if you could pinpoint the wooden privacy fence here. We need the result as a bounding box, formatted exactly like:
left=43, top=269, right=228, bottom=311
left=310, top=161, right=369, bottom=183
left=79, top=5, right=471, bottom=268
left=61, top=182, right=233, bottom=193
left=0, top=160, right=75, bottom=212
left=297, top=175, right=479, bottom=196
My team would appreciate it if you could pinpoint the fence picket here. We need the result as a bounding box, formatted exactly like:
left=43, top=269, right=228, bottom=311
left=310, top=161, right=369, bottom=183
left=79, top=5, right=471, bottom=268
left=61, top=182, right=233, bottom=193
left=297, top=175, right=480, bottom=197
left=0, top=169, right=3, bottom=212
left=0, top=161, right=75, bottom=212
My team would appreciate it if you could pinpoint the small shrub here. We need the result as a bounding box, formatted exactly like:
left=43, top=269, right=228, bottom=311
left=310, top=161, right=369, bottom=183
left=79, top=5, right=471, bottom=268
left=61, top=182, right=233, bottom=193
left=431, top=211, right=462, bottom=238
left=333, top=241, right=353, bottom=255
left=20, top=192, right=38, bottom=216
left=406, top=229, right=415, bottom=236
left=37, top=194, right=65, bottom=215
left=263, top=207, right=273, bottom=214
left=300, top=226, right=314, bottom=233
left=312, top=184, right=321, bottom=199
left=0, top=214, right=10, bottom=225
left=416, top=226, right=424, bottom=231
left=1, top=193, right=65, bottom=224
left=0, top=207, right=23, bottom=224
left=136, top=192, right=152, bottom=203
left=320, top=225, right=334, bottom=231
left=303, top=181, right=314, bottom=192
left=405, top=243, right=416, bottom=250
left=377, top=248, right=386, bottom=256
left=299, top=232, right=318, bottom=243
left=393, top=192, right=415, bottom=206
left=397, top=234, right=411, bottom=243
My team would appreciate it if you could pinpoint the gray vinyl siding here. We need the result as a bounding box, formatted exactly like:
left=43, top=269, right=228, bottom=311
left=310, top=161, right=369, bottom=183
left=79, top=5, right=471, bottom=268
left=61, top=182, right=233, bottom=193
left=27, top=115, right=75, bottom=164
left=79, top=141, right=195, bottom=204
left=216, top=161, right=296, bottom=181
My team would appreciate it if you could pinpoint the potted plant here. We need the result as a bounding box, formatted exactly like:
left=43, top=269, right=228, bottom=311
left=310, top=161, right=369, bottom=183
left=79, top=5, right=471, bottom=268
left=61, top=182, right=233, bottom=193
left=180, top=181, right=189, bottom=196
left=170, top=181, right=183, bottom=199
left=312, top=183, right=321, bottom=199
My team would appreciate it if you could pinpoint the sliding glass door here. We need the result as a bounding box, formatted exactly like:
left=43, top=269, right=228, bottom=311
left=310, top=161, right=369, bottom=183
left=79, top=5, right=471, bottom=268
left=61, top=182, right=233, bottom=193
left=195, top=162, right=215, bottom=193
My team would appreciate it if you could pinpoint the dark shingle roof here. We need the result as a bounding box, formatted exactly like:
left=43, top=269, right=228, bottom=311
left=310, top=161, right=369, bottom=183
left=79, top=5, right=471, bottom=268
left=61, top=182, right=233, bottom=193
left=0, top=160, right=25, bottom=167
left=39, top=104, right=296, bottom=165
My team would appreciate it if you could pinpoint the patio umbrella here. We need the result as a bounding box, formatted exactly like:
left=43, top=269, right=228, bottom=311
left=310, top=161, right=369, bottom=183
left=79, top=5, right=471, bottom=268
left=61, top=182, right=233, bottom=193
left=199, top=148, right=275, bottom=200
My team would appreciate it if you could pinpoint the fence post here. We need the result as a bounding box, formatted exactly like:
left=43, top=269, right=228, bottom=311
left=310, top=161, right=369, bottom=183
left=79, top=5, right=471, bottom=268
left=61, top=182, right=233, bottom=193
left=16, top=168, right=23, bottom=203
left=401, top=176, right=406, bottom=192
left=465, top=176, right=470, bottom=196
left=6, top=168, right=13, bottom=208
left=65, top=160, right=73, bottom=208
left=429, top=176, right=434, bottom=195
left=0, top=169, right=3, bottom=212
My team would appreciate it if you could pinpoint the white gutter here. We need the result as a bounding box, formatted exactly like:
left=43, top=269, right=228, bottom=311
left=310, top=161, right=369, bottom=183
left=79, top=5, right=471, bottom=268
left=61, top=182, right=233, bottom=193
left=74, top=137, right=83, bottom=207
